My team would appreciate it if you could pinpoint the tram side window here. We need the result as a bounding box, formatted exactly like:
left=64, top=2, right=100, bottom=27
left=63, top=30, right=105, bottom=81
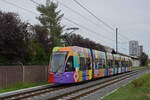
left=84, top=58, right=91, bottom=70
left=99, top=59, right=103, bottom=68
left=95, top=59, right=101, bottom=69
left=129, top=61, right=132, bottom=67
left=110, top=60, right=113, bottom=67
left=65, top=56, right=75, bottom=72
left=102, top=59, right=106, bottom=68
left=121, top=61, right=124, bottom=67
left=86, top=58, right=91, bottom=70
left=80, top=57, right=88, bottom=71
left=125, top=61, right=128, bottom=67
left=115, top=60, right=120, bottom=67
left=107, top=60, right=110, bottom=67
left=112, top=60, right=115, bottom=67
left=108, top=60, right=113, bottom=67
left=95, top=59, right=97, bottom=69
left=112, top=60, right=114, bottom=67
left=80, top=57, right=85, bottom=70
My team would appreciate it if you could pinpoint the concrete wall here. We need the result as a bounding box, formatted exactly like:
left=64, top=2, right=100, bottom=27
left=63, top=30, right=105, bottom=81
left=0, top=66, right=48, bottom=89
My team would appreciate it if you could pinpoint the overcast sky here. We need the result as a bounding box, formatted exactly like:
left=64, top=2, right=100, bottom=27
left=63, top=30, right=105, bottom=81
left=0, top=0, right=150, bottom=57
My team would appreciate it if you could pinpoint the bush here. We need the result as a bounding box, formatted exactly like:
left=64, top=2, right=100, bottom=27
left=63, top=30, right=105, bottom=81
left=132, top=78, right=146, bottom=87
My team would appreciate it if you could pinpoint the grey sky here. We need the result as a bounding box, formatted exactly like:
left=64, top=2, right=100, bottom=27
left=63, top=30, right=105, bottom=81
left=0, top=0, right=149, bottom=57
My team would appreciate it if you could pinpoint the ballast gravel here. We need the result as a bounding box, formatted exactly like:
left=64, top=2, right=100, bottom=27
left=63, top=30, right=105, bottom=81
left=24, top=69, right=150, bottom=100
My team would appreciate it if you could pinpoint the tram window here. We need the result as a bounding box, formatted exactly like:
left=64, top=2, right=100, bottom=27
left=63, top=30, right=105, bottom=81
left=65, top=56, right=75, bottom=72
left=115, top=60, right=117, bottom=67
left=107, top=60, right=112, bottom=67
left=112, top=60, right=115, bottom=66
left=80, top=57, right=84, bottom=71
left=115, top=60, right=120, bottom=67
left=107, top=60, right=110, bottom=66
left=125, top=61, right=127, bottom=67
left=86, top=58, right=91, bottom=70
left=95, top=59, right=98, bottom=69
left=102, top=59, right=106, bottom=68
left=121, top=61, right=124, bottom=67
left=128, top=61, right=130, bottom=67
left=80, top=57, right=89, bottom=71
left=110, top=60, right=113, bottom=67
left=99, top=59, right=103, bottom=68
left=129, top=61, right=132, bottom=67
left=122, top=61, right=125, bottom=67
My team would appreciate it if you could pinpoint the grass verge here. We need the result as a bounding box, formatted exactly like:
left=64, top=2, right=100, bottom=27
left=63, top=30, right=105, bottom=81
left=0, top=81, right=48, bottom=94
left=132, top=66, right=149, bottom=70
left=102, top=71, right=150, bottom=100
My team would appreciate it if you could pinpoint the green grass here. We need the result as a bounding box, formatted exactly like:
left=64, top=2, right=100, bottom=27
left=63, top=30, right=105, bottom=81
left=0, top=81, right=48, bottom=94
left=102, top=71, right=150, bottom=100
left=132, top=66, right=149, bottom=70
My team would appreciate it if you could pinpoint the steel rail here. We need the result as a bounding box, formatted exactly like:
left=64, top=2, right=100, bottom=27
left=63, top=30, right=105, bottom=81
left=48, top=68, right=148, bottom=100
left=0, top=68, right=147, bottom=100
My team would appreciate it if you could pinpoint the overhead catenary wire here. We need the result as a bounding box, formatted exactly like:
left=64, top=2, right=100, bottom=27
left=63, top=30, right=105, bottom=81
left=30, top=0, right=40, bottom=5
left=72, top=0, right=131, bottom=44
left=30, top=0, right=130, bottom=45
left=2, top=0, right=129, bottom=53
left=63, top=17, right=116, bottom=42
left=72, top=0, right=115, bottom=31
left=2, top=0, right=116, bottom=45
left=1, top=0, right=38, bottom=15
left=29, top=0, right=119, bottom=44
left=56, top=0, right=115, bottom=35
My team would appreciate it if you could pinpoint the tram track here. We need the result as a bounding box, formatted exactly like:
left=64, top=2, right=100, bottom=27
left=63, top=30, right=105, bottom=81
left=48, top=68, right=147, bottom=100
left=0, top=84, right=71, bottom=100
left=0, top=68, right=148, bottom=100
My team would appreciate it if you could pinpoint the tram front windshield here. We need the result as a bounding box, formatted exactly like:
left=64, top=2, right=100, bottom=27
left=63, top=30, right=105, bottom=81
left=50, top=51, right=67, bottom=73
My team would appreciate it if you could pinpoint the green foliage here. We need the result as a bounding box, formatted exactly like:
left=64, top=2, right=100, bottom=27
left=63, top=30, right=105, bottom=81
left=27, top=39, right=50, bottom=65
left=0, top=10, right=51, bottom=65
left=36, top=0, right=64, bottom=46
left=0, top=11, right=32, bottom=65
left=132, top=78, right=146, bottom=87
left=62, top=33, right=106, bottom=52
left=140, top=52, right=149, bottom=66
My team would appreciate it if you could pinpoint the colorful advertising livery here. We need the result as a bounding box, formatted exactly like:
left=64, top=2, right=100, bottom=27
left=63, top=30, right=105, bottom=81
left=48, top=46, right=132, bottom=84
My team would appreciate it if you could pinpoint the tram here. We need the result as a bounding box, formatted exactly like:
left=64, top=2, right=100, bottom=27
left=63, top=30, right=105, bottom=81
left=48, top=46, right=132, bottom=84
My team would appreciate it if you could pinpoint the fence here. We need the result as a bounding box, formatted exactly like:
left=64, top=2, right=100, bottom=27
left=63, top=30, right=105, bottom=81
left=0, top=65, right=48, bottom=89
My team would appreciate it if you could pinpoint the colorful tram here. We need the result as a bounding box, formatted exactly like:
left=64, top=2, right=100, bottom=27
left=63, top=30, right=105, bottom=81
left=48, top=46, right=132, bottom=84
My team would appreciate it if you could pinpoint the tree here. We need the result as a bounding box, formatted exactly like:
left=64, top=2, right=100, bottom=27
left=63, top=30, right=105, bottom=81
left=36, top=0, right=64, bottom=46
left=139, top=52, right=149, bottom=66
left=0, top=11, right=31, bottom=65
left=33, top=25, right=49, bottom=52
left=62, top=33, right=106, bottom=52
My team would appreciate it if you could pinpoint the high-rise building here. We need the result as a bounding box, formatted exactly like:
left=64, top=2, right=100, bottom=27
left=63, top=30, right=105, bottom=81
left=138, top=45, right=143, bottom=56
left=129, top=40, right=139, bottom=56
left=129, top=40, right=143, bottom=57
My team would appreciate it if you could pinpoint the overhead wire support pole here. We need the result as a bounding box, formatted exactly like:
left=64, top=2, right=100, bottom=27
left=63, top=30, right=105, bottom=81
left=116, top=28, right=118, bottom=53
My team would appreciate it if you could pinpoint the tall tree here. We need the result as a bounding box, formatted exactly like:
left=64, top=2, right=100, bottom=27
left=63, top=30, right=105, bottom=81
left=33, top=25, right=49, bottom=52
left=37, top=0, right=64, bottom=46
left=0, top=11, right=31, bottom=64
